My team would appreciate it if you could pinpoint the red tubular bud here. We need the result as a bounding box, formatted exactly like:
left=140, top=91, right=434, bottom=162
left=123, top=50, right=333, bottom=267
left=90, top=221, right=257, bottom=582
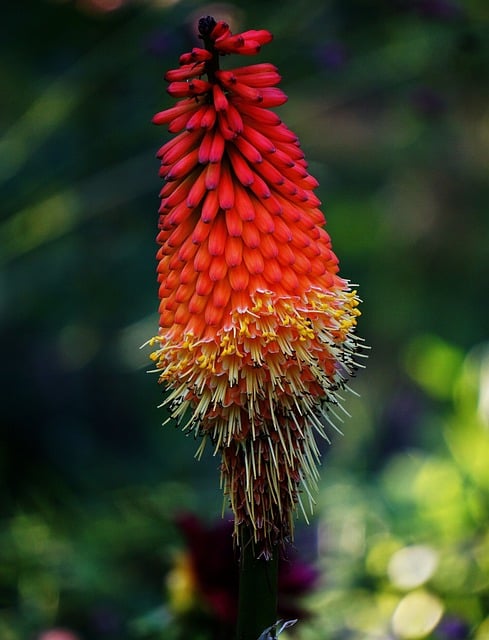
left=209, top=130, right=225, bottom=163
left=259, top=192, right=282, bottom=216
left=186, top=170, right=207, bottom=208
left=256, top=87, right=288, bottom=107
left=274, top=140, right=305, bottom=162
left=237, top=71, right=282, bottom=88
left=229, top=63, right=278, bottom=76
left=179, top=47, right=213, bottom=64
left=198, top=130, right=214, bottom=164
left=167, top=79, right=212, bottom=98
left=225, top=207, right=243, bottom=238
left=267, top=147, right=295, bottom=168
left=201, top=189, right=220, bottom=223
left=226, top=146, right=255, bottom=186
left=218, top=111, right=238, bottom=141
left=241, top=124, right=276, bottom=154
left=232, top=136, right=262, bottom=164
left=239, top=29, right=273, bottom=45
left=152, top=98, right=200, bottom=125
left=156, top=129, right=201, bottom=163
left=210, top=20, right=231, bottom=41
left=166, top=147, right=200, bottom=181
left=218, top=161, right=235, bottom=210
left=241, top=221, right=260, bottom=248
left=166, top=199, right=193, bottom=227
left=231, top=79, right=264, bottom=102
left=233, top=101, right=282, bottom=126
left=261, top=123, right=298, bottom=143
left=225, top=102, right=243, bottom=134
left=234, top=183, right=255, bottom=221
left=253, top=157, right=285, bottom=186
left=205, top=161, right=221, bottom=190
left=185, top=106, right=208, bottom=131
left=159, top=173, right=196, bottom=209
left=224, top=236, right=243, bottom=267
left=251, top=198, right=279, bottom=229
left=229, top=263, right=250, bottom=292
left=167, top=111, right=193, bottom=133
left=167, top=81, right=195, bottom=98
left=200, top=105, right=217, bottom=129
left=230, top=42, right=263, bottom=56
left=164, top=62, right=206, bottom=82
left=213, top=84, right=229, bottom=112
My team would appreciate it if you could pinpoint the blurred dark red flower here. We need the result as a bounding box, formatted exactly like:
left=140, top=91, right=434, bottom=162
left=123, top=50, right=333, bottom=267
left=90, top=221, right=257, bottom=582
left=168, top=513, right=319, bottom=626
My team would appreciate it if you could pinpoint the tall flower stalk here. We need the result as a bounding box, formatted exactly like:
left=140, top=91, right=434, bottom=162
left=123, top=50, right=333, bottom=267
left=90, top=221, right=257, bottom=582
left=147, top=15, right=363, bottom=637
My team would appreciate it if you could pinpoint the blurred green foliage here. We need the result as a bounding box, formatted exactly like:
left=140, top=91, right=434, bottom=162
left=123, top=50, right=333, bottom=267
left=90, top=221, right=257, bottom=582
left=1, top=0, right=488, bottom=638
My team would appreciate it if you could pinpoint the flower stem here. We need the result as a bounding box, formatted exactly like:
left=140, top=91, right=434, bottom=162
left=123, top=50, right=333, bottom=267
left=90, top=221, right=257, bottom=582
left=236, top=532, right=279, bottom=640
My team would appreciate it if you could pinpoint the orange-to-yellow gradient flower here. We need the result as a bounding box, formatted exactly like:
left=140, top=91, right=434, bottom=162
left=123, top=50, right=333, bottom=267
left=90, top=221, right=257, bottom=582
left=147, top=16, right=363, bottom=558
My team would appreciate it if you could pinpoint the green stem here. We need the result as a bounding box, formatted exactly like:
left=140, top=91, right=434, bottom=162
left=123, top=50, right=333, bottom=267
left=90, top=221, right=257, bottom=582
left=236, top=533, right=279, bottom=640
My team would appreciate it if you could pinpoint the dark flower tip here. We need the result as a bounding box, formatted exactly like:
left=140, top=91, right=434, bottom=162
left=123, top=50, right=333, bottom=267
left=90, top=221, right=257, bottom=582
left=199, top=15, right=218, bottom=37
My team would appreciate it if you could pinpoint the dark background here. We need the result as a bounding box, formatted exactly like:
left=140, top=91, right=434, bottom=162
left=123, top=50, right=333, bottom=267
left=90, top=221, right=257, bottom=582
left=1, top=0, right=488, bottom=638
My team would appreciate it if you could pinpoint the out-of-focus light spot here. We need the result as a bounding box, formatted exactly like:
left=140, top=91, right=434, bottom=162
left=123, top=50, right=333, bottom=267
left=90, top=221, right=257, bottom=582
left=366, top=536, right=403, bottom=578
left=381, top=452, right=425, bottom=504
left=77, top=0, right=125, bottom=13
left=18, top=572, right=59, bottom=621
left=152, top=0, right=183, bottom=6
left=473, top=343, right=489, bottom=428
left=346, top=590, right=398, bottom=636
left=403, top=334, right=464, bottom=400
left=1, top=152, right=156, bottom=263
left=0, top=191, right=78, bottom=264
left=38, top=630, right=81, bottom=640
left=445, top=348, right=489, bottom=489
left=413, top=458, right=462, bottom=508
left=57, top=324, right=100, bottom=370
left=392, top=591, right=443, bottom=639
left=118, top=314, right=159, bottom=370
left=11, top=514, right=51, bottom=556
left=338, top=513, right=366, bottom=557
left=388, top=545, right=439, bottom=590
left=432, top=549, right=468, bottom=592
left=412, top=458, right=468, bottom=538
left=475, top=617, right=489, bottom=640
left=166, top=551, right=197, bottom=614
left=0, top=85, right=81, bottom=185
left=473, top=537, right=489, bottom=591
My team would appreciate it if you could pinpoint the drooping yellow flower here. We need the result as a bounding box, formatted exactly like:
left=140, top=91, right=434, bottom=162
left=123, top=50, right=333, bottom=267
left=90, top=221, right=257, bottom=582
left=147, top=16, right=364, bottom=558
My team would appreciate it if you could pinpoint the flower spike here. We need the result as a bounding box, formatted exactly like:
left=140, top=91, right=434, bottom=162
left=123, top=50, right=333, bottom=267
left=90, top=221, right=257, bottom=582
left=148, top=17, right=364, bottom=558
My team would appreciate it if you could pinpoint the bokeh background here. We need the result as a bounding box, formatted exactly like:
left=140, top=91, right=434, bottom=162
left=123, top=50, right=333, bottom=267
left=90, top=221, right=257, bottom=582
left=1, top=0, right=488, bottom=638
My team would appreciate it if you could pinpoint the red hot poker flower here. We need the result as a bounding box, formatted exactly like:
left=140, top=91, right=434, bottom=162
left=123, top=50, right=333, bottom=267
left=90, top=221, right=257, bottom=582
left=147, top=16, right=363, bottom=558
